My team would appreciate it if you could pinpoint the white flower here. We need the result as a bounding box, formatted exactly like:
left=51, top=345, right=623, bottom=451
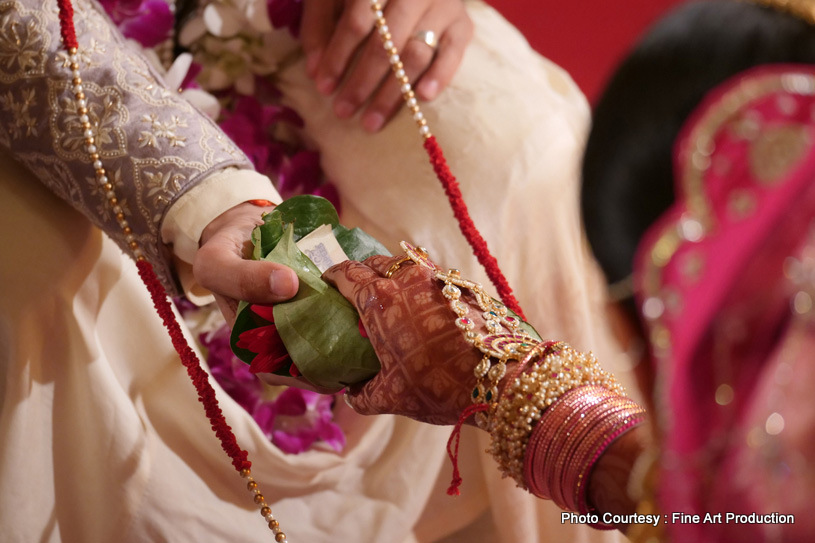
left=179, top=0, right=299, bottom=95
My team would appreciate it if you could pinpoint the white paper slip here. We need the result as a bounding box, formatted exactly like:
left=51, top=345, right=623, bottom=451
left=296, top=224, right=350, bottom=273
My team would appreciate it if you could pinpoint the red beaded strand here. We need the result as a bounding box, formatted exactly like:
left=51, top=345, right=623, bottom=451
left=55, top=2, right=286, bottom=540
left=368, top=0, right=526, bottom=321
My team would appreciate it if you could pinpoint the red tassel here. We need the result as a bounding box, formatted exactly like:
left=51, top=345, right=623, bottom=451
left=423, top=136, right=526, bottom=320
left=56, top=0, right=78, bottom=49
left=446, top=403, right=490, bottom=495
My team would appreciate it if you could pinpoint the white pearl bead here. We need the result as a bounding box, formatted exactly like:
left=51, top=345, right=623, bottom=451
left=79, top=114, right=89, bottom=124
left=93, top=160, right=103, bottom=170
left=395, top=69, right=406, bottom=79
left=419, top=125, right=430, bottom=136
left=113, top=205, right=123, bottom=215
left=400, top=83, right=411, bottom=94
left=98, top=175, right=108, bottom=185
left=406, top=97, right=418, bottom=108
left=383, top=40, right=393, bottom=50
left=77, top=99, right=87, bottom=109
left=86, top=144, right=97, bottom=154
left=125, top=234, right=135, bottom=243
left=72, top=85, right=83, bottom=95
left=84, top=129, right=94, bottom=138
left=378, top=24, right=389, bottom=36
left=389, top=54, right=399, bottom=65
left=374, top=10, right=383, bottom=19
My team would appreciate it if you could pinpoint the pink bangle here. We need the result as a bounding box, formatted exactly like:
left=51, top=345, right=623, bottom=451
left=523, top=386, right=646, bottom=529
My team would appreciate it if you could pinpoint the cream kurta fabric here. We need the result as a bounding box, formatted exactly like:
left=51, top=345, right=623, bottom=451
left=0, top=1, right=632, bottom=543
left=277, top=3, right=632, bottom=541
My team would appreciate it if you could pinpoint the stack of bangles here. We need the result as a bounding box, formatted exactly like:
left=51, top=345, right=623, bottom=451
left=396, top=242, right=647, bottom=529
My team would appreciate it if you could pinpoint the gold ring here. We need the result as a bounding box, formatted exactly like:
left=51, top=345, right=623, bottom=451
left=385, top=256, right=412, bottom=278
left=412, top=29, right=439, bottom=51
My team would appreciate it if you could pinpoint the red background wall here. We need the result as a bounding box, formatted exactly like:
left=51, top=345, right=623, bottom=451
left=488, top=0, right=685, bottom=102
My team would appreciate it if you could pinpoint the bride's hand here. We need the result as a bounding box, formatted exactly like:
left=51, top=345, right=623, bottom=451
left=300, top=0, right=473, bottom=133
left=322, top=255, right=482, bottom=425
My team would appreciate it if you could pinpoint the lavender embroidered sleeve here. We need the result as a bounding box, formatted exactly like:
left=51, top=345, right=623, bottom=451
left=0, top=0, right=254, bottom=291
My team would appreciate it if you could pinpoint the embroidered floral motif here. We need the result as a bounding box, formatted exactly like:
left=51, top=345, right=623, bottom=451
left=139, top=113, right=188, bottom=147
left=58, top=86, right=125, bottom=155
left=0, top=3, right=46, bottom=78
left=0, top=87, right=37, bottom=138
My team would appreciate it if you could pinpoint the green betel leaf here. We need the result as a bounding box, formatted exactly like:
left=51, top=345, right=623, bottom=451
left=255, top=195, right=340, bottom=258
left=264, top=226, right=380, bottom=390
left=333, top=225, right=391, bottom=261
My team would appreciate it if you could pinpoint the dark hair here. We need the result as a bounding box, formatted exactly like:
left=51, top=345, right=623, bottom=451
left=581, top=0, right=815, bottom=312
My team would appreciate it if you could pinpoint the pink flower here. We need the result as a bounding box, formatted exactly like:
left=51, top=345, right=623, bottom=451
left=217, top=94, right=302, bottom=175
left=197, top=322, right=263, bottom=413
left=253, top=388, right=346, bottom=454
left=276, top=150, right=342, bottom=212
left=267, top=0, right=303, bottom=36
left=100, top=0, right=174, bottom=47
left=236, top=304, right=295, bottom=375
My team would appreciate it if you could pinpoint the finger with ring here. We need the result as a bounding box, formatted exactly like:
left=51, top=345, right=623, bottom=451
left=385, top=256, right=413, bottom=278
left=412, top=29, right=439, bottom=52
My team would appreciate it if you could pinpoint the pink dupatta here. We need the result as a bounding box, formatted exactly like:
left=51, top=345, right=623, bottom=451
left=635, top=65, right=815, bottom=542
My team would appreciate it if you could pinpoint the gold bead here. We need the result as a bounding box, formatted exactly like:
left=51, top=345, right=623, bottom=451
left=136, top=255, right=145, bottom=262
left=70, top=62, right=79, bottom=71
left=383, top=31, right=392, bottom=41
left=405, top=90, right=415, bottom=100
left=68, top=47, right=77, bottom=55
left=103, top=183, right=113, bottom=192
left=116, top=212, right=125, bottom=222
left=123, top=226, right=132, bottom=235
left=275, top=533, right=286, bottom=542
left=409, top=104, right=420, bottom=114
left=109, top=197, right=118, bottom=206
left=247, top=481, right=258, bottom=491
left=90, top=153, right=100, bottom=161
left=268, top=519, right=279, bottom=529
left=253, top=493, right=265, bottom=505
left=389, top=47, right=398, bottom=57
left=260, top=506, right=272, bottom=517
left=417, top=118, right=427, bottom=127
left=240, top=468, right=251, bottom=478
left=394, top=61, right=403, bottom=71
left=72, top=77, right=82, bottom=86
left=128, top=241, right=139, bottom=250
left=76, top=92, right=85, bottom=101
left=78, top=107, right=88, bottom=115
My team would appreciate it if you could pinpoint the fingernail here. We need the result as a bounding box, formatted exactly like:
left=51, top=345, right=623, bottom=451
left=317, top=76, right=336, bottom=96
left=418, top=79, right=439, bottom=100
left=306, top=51, right=321, bottom=78
left=334, top=99, right=355, bottom=119
left=270, top=269, right=297, bottom=297
left=361, top=111, right=385, bottom=133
